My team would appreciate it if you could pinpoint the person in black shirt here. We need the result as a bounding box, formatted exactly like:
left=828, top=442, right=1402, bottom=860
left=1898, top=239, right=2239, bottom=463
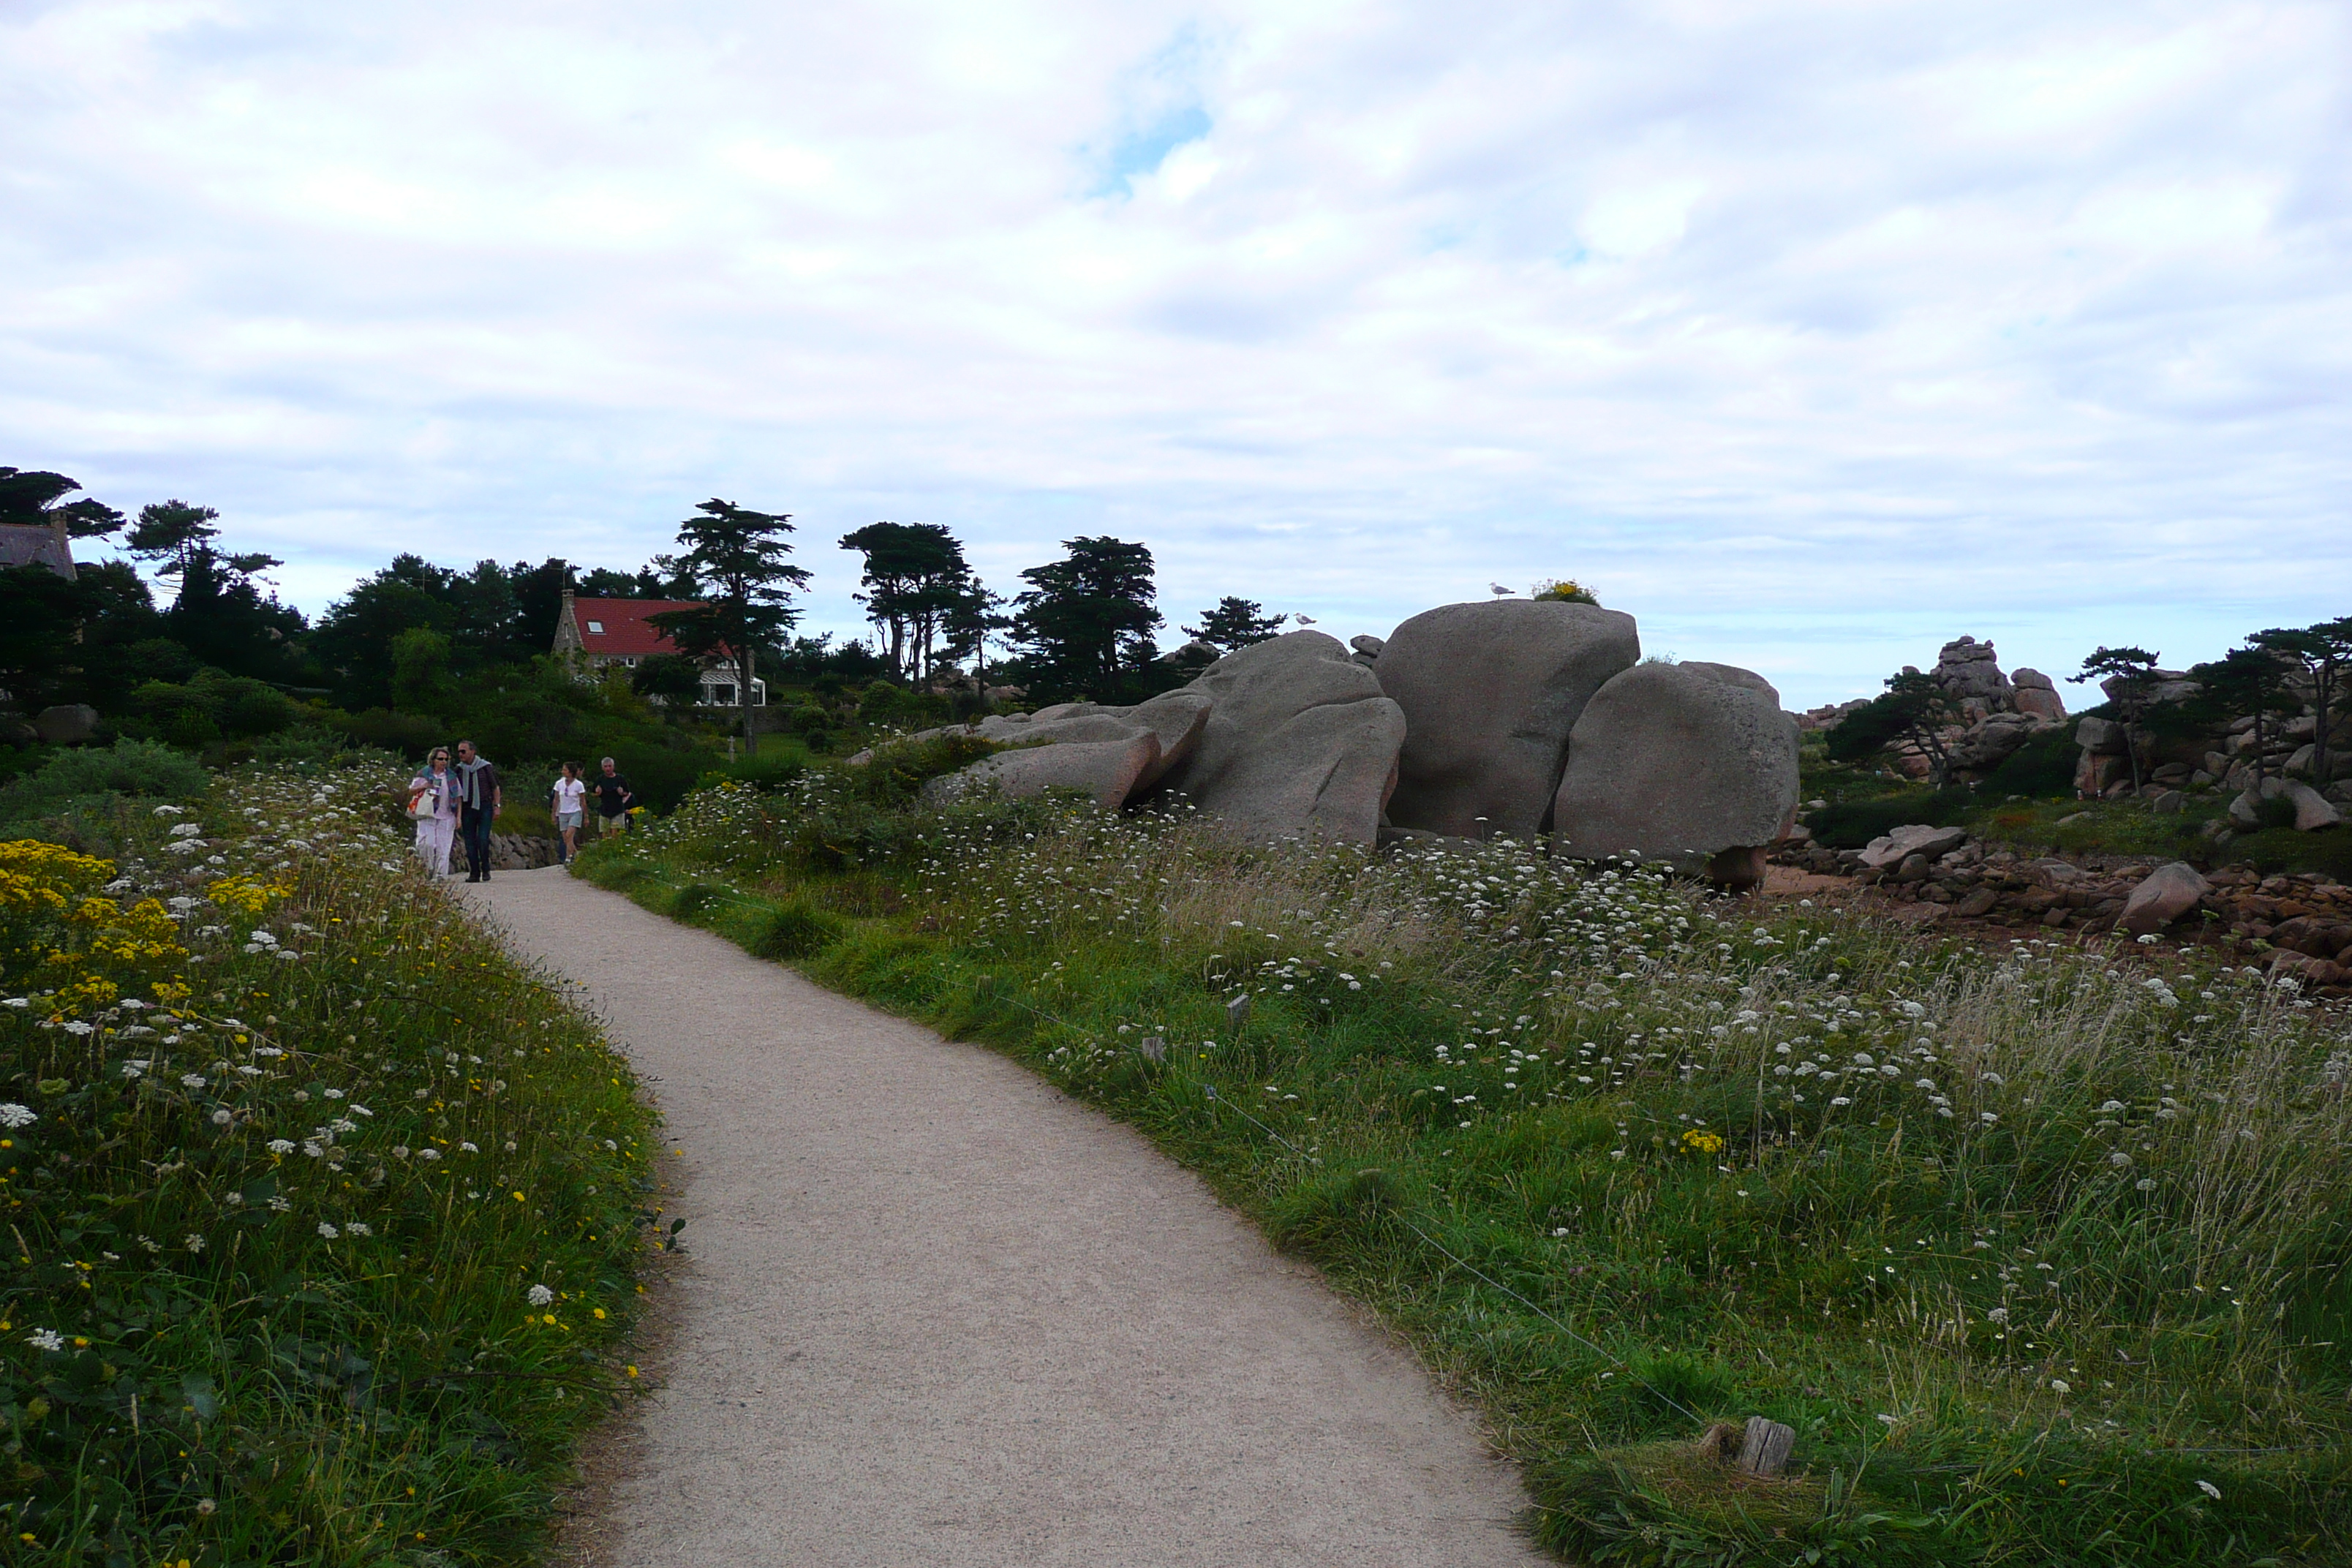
left=594, top=756, right=635, bottom=836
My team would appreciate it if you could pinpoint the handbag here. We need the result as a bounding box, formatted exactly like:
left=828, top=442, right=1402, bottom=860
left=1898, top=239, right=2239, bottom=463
left=407, top=783, right=440, bottom=821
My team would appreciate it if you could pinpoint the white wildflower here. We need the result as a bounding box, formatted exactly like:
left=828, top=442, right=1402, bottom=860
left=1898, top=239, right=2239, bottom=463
left=527, top=1284, right=555, bottom=1307
left=0, top=1103, right=36, bottom=1129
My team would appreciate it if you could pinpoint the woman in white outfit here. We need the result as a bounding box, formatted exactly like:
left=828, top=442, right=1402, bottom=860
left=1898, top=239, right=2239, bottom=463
left=550, top=761, right=587, bottom=864
left=407, top=747, right=461, bottom=878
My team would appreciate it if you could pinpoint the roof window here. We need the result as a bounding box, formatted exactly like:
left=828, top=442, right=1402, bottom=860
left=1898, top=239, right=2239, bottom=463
left=586, top=619, right=605, bottom=633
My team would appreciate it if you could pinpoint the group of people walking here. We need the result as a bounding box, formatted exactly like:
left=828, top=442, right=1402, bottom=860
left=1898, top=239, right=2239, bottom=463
left=407, top=745, right=637, bottom=881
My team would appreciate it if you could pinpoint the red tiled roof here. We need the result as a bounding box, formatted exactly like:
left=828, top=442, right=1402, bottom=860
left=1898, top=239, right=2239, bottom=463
left=572, top=598, right=709, bottom=659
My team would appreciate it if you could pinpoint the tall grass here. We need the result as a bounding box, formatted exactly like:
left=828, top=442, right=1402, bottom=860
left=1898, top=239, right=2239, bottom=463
left=1, top=765, right=658, bottom=1564
left=582, top=775, right=2352, bottom=1565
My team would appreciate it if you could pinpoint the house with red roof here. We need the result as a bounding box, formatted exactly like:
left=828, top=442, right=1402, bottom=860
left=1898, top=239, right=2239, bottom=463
left=551, top=589, right=766, bottom=706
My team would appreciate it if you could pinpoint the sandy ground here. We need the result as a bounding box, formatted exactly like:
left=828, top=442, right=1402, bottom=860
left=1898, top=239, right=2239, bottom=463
left=456, top=867, right=1544, bottom=1568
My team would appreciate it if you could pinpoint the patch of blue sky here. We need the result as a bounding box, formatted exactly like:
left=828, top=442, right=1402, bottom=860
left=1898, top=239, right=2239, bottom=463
left=1090, top=102, right=1213, bottom=198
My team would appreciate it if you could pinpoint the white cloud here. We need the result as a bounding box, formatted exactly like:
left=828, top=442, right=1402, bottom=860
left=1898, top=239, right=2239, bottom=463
left=1, top=0, right=2345, bottom=704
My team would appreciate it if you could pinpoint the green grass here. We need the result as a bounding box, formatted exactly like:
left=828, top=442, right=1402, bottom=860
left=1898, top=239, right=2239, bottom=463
left=576, top=775, right=2352, bottom=1566
left=2, top=766, right=660, bottom=1564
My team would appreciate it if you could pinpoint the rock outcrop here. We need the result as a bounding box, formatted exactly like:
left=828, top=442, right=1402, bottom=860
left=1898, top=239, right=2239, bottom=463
left=2011, top=668, right=2066, bottom=721
left=1933, top=636, right=2013, bottom=715
left=1153, top=631, right=1406, bottom=846
left=1376, top=600, right=1640, bottom=840
left=901, top=606, right=1809, bottom=874
left=967, top=691, right=1210, bottom=796
left=928, top=732, right=1162, bottom=810
left=1550, top=661, right=1801, bottom=889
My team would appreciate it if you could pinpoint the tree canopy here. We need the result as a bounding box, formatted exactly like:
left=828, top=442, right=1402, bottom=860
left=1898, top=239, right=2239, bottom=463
left=1010, top=535, right=1161, bottom=699
left=1183, top=596, right=1288, bottom=651
left=1825, top=670, right=1962, bottom=785
left=839, top=521, right=987, bottom=683
left=648, top=500, right=810, bottom=755
left=0, top=467, right=124, bottom=538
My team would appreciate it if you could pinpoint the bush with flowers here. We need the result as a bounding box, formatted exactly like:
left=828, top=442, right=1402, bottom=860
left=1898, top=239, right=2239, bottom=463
left=1, top=764, right=658, bottom=1564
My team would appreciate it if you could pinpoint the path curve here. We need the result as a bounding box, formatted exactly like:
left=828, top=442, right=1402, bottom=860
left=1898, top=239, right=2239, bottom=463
left=459, top=867, right=1542, bottom=1567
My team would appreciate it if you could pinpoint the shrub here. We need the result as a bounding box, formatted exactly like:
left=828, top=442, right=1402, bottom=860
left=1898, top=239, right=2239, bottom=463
left=0, top=737, right=209, bottom=820
left=748, top=900, right=850, bottom=959
left=1531, top=578, right=1600, bottom=606
left=203, top=672, right=295, bottom=736
left=1806, top=785, right=1973, bottom=848
left=132, top=681, right=222, bottom=746
left=668, top=880, right=724, bottom=921
left=331, top=707, right=445, bottom=759
left=1976, top=728, right=2078, bottom=798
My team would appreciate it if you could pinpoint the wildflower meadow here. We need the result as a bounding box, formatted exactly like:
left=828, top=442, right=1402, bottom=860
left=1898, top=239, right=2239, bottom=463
left=581, top=758, right=2352, bottom=1566
left=2, top=764, right=658, bottom=1564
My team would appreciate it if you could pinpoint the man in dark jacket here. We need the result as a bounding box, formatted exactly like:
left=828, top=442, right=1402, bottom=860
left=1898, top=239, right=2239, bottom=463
left=453, top=739, right=502, bottom=883
left=593, top=755, right=635, bottom=837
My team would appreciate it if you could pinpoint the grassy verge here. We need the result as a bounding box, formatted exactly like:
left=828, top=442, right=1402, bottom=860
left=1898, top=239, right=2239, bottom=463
left=3, top=764, right=660, bottom=1564
left=576, top=774, right=2352, bottom=1566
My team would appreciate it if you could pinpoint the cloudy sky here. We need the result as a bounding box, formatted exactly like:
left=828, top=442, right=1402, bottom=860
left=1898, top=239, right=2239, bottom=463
left=4, top=0, right=2346, bottom=706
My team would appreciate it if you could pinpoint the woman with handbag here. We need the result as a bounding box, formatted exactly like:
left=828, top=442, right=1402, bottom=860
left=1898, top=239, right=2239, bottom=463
left=407, top=747, right=461, bottom=878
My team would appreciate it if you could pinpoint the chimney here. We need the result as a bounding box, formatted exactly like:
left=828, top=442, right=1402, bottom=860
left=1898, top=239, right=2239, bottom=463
left=49, top=510, right=77, bottom=582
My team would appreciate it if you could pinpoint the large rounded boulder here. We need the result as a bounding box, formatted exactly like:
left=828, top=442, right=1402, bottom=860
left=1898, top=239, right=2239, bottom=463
left=1374, top=600, right=1640, bottom=840
left=1150, top=630, right=1405, bottom=845
left=1550, top=660, right=1800, bottom=888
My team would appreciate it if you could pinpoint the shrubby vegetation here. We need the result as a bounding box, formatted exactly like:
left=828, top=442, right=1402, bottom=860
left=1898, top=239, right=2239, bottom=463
left=578, top=769, right=2352, bottom=1565
left=0, top=740, right=211, bottom=828
left=1, top=764, right=657, bottom=1564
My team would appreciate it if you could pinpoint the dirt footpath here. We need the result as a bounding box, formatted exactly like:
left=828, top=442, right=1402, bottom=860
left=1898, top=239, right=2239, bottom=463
left=459, top=867, right=1543, bottom=1568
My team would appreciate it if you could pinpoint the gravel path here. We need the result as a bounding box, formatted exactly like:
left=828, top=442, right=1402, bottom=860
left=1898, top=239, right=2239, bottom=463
left=458, top=866, right=1543, bottom=1567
